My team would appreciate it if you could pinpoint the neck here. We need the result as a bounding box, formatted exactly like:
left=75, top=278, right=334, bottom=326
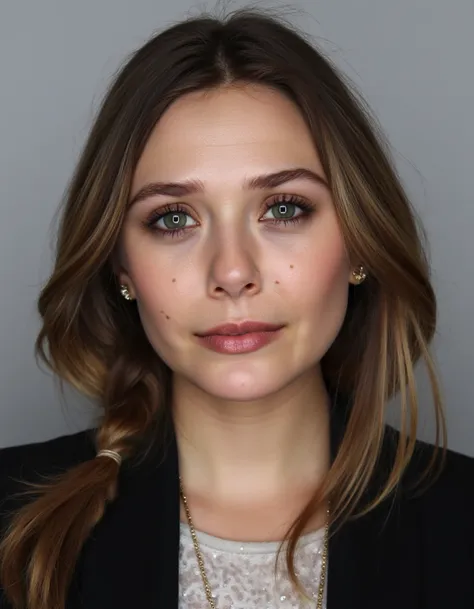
left=172, top=368, right=331, bottom=505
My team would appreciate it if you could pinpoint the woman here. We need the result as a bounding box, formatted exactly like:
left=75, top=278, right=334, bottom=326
left=0, top=7, right=473, bottom=609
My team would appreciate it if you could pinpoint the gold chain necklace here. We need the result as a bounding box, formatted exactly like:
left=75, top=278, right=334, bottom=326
left=179, top=476, right=330, bottom=609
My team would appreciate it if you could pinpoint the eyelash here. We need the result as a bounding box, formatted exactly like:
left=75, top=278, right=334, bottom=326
left=143, top=195, right=316, bottom=238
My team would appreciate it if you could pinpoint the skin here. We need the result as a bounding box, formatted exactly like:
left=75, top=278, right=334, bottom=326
left=118, top=83, right=359, bottom=540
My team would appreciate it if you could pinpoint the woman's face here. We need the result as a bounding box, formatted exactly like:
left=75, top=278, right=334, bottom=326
left=119, top=83, right=356, bottom=401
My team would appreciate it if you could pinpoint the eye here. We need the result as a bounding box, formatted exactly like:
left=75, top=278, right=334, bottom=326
left=260, top=195, right=315, bottom=225
left=144, top=203, right=198, bottom=237
left=157, top=210, right=195, bottom=231
left=143, top=195, right=316, bottom=238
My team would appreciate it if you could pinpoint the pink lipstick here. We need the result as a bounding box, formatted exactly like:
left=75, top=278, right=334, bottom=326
left=195, top=321, right=285, bottom=354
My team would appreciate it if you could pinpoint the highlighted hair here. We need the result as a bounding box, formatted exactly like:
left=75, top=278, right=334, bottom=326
left=0, top=7, right=446, bottom=608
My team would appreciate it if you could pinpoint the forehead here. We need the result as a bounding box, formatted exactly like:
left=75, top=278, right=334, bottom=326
left=132, top=84, right=324, bottom=190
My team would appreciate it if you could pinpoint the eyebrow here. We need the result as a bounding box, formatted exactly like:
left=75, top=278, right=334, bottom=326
left=128, top=167, right=328, bottom=207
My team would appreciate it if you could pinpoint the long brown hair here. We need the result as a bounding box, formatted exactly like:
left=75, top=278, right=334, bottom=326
left=0, top=6, right=447, bottom=608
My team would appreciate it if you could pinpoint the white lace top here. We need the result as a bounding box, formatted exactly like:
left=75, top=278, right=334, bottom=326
left=178, top=521, right=327, bottom=608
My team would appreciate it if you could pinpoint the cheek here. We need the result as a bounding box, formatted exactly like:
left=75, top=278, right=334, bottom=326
left=123, top=245, right=207, bottom=368
left=282, top=232, right=350, bottom=351
left=129, top=262, right=190, bottom=368
left=122, top=228, right=192, bottom=304
left=132, top=261, right=191, bottom=323
left=120, top=238, right=177, bottom=325
left=283, top=229, right=350, bottom=305
left=308, top=248, right=349, bottom=305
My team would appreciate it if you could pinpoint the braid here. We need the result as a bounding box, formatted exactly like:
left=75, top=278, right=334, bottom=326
left=0, top=348, right=171, bottom=609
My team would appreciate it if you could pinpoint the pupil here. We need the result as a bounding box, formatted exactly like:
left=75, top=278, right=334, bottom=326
left=164, top=213, right=185, bottom=229
left=277, top=204, right=294, bottom=218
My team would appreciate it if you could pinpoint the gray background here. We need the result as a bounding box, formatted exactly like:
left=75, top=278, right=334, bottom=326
left=0, top=0, right=472, bottom=454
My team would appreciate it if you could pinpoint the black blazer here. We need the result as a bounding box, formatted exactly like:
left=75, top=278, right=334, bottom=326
left=1, top=396, right=473, bottom=609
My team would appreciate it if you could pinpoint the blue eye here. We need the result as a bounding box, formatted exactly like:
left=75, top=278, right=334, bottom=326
left=143, top=195, right=315, bottom=238
left=157, top=210, right=196, bottom=231
left=261, top=195, right=316, bottom=226
left=144, top=204, right=197, bottom=238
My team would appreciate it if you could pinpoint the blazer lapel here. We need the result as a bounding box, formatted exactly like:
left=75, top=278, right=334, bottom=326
left=327, top=392, right=422, bottom=608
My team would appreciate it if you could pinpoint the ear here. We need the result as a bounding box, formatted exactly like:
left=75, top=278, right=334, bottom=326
left=111, top=251, right=137, bottom=300
left=116, top=267, right=137, bottom=299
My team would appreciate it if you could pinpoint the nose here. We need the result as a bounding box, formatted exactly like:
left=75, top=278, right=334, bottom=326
left=207, top=232, right=262, bottom=302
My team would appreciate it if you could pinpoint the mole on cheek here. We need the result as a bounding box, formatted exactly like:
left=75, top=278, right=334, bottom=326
left=172, top=278, right=176, bottom=283
left=274, top=280, right=280, bottom=285
left=290, top=264, right=294, bottom=269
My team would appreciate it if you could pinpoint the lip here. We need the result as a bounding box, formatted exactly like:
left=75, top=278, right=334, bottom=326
left=196, top=321, right=285, bottom=337
left=195, top=321, right=286, bottom=355
left=196, top=328, right=283, bottom=354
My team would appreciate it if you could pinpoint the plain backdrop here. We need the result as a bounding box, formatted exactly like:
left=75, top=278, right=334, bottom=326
left=0, top=0, right=472, bottom=455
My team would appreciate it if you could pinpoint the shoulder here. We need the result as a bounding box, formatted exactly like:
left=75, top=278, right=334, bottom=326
left=385, top=425, right=474, bottom=486
left=0, top=428, right=97, bottom=478
left=380, top=424, right=474, bottom=517
left=0, top=429, right=97, bottom=522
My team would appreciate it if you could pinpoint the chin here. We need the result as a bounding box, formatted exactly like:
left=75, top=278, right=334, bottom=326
left=199, top=385, right=284, bottom=403
left=190, top=367, right=292, bottom=402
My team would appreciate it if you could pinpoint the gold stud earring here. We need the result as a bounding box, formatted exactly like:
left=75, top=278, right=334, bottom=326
left=352, top=265, right=367, bottom=285
left=120, top=284, right=133, bottom=301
